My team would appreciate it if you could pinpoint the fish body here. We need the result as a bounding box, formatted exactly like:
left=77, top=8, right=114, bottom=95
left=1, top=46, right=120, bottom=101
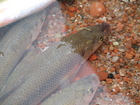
left=0, top=48, right=42, bottom=96
left=0, top=10, right=46, bottom=90
left=0, top=23, right=110, bottom=105
left=40, top=74, right=99, bottom=105
left=0, top=0, right=74, bottom=28
left=0, top=0, right=55, bottom=28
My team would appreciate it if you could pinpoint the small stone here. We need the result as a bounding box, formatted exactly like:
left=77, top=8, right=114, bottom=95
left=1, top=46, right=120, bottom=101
left=89, top=54, right=98, bottom=61
left=123, top=77, right=130, bottom=82
left=108, top=73, right=115, bottom=79
left=106, top=79, right=113, bottom=84
left=109, top=45, right=114, bottom=50
left=122, top=0, right=130, bottom=2
left=99, top=17, right=107, bottom=22
left=113, top=41, right=119, bottom=46
left=90, top=2, right=106, bottom=17
left=118, top=48, right=125, bottom=52
left=111, top=56, right=119, bottom=62
left=115, top=74, right=121, bottom=79
left=117, top=22, right=124, bottom=31
left=69, top=6, right=77, bottom=12
left=132, top=44, right=139, bottom=51
left=125, top=41, right=132, bottom=49
left=106, top=52, right=111, bottom=59
left=118, top=45, right=125, bottom=52
left=119, top=69, right=127, bottom=76
left=125, top=52, right=133, bottom=59
left=97, top=71, right=108, bottom=81
left=113, top=86, right=120, bottom=93
left=69, top=12, right=74, bottom=17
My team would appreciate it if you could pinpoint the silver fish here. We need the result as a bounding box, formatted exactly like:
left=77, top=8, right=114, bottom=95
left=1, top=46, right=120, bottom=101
left=0, top=0, right=75, bottom=28
left=0, top=23, right=110, bottom=105
left=0, top=48, right=42, bottom=96
left=40, top=74, right=99, bottom=105
left=0, top=0, right=55, bottom=28
left=0, top=10, right=46, bottom=90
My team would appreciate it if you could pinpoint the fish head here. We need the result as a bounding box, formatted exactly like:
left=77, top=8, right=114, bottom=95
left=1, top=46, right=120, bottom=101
left=74, top=74, right=100, bottom=105
left=78, top=23, right=110, bottom=59
left=61, top=23, right=110, bottom=59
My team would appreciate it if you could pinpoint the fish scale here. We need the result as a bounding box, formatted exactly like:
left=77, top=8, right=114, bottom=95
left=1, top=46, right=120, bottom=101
left=0, top=10, right=46, bottom=90
left=0, top=23, right=110, bottom=105
left=0, top=48, right=42, bottom=97
left=1, top=43, right=83, bottom=105
left=40, top=74, right=99, bottom=105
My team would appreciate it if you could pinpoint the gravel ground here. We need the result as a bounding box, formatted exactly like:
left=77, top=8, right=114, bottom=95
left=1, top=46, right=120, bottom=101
left=35, top=0, right=139, bottom=104
left=0, top=0, right=139, bottom=104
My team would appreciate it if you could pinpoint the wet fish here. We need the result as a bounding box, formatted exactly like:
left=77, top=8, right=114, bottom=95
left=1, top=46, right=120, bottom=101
left=0, top=10, right=46, bottom=90
left=0, top=23, right=110, bottom=105
left=0, top=0, right=55, bottom=28
left=0, top=48, right=42, bottom=96
left=0, top=0, right=74, bottom=28
left=40, top=74, right=99, bottom=105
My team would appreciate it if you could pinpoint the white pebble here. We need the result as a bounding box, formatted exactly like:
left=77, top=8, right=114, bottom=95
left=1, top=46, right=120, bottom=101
left=111, top=56, right=119, bottom=62
left=106, top=52, right=111, bottom=59
left=119, top=69, right=127, bottom=76
left=99, top=17, right=107, bottom=22
left=113, top=42, right=119, bottom=46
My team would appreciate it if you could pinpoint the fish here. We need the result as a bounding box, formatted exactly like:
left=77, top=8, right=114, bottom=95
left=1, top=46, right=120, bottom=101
left=40, top=74, right=99, bottom=105
left=0, top=23, right=110, bottom=105
left=0, top=23, right=15, bottom=41
left=0, top=0, right=74, bottom=28
left=0, top=10, right=46, bottom=90
left=0, top=48, right=42, bottom=97
left=0, top=0, right=55, bottom=28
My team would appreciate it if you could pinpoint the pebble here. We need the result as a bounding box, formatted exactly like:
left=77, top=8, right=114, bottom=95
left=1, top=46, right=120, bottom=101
left=90, top=2, right=106, bottom=17
left=122, top=0, right=130, bottom=2
left=111, top=56, right=119, bottom=62
left=89, top=54, right=98, bottom=61
left=125, top=41, right=132, bottom=49
left=108, top=73, right=115, bottom=79
left=117, top=22, right=124, bottom=31
left=119, top=69, right=127, bottom=76
left=113, top=41, right=119, bottom=46
left=109, top=45, right=114, bottom=50
left=106, top=79, right=113, bottom=84
left=118, top=48, right=125, bottom=52
left=125, top=52, right=133, bottom=59
left=113, top=86, right=120, bottom=93
left=99, top=17, right=107, bottom=22
left=106, top=52, right=111, bottom=59
left=69, top=6, right=77, bottom=12
left=123, top=77, right=130, bottom=82
left=98, top=71, right=108, bottom=81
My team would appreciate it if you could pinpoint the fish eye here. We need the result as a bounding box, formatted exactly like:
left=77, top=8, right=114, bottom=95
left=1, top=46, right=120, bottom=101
left=99, top=37, right=104, bottom=41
